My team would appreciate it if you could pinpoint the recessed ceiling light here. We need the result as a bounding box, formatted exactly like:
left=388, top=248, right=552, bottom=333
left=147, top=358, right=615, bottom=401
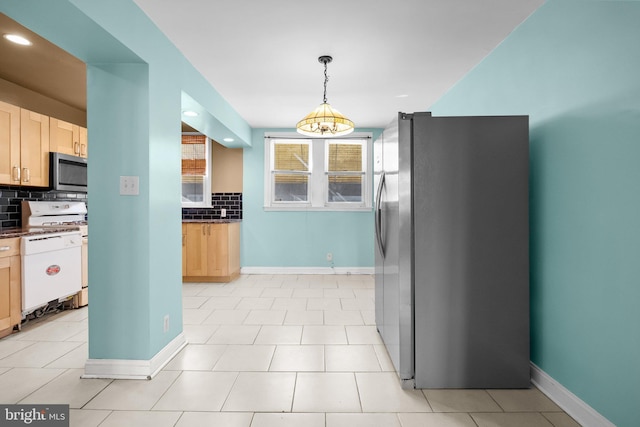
left=3, top=34, right=32, bottom=46
left=182, top=110, right=198, bottom=117
left=396, top=94, right=409, bottom=98
left=223, top=138, right=234, bottom=143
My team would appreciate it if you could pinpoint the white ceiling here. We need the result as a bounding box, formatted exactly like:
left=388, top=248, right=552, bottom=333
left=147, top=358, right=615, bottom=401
left=133, top=0, right=544, bottom=129
left=1, top=2, right=544, bottom=131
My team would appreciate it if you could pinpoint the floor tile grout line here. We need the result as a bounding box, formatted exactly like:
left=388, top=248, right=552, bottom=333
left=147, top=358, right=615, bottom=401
left=420, top=388, right=435, bottom=413
left=13, top=367, right=72, bottom=406
left=148, top=369, right=185, bottom=412
left=40, top=340, right=86, bottom=370
left=0, top=340, right=39, bottom=361
left=290, top=371, right=299, bottom=413
left=352, top=371, right=364, bottom=414
left=485, top=389, right=507, bottom=413
left=215, top=370, right=241, bottom=413
left=78, top=375, right=115, bottom=410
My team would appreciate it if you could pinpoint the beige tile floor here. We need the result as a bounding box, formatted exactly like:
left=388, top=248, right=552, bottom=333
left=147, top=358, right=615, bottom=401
left=0, top=274, right=582, bottom=427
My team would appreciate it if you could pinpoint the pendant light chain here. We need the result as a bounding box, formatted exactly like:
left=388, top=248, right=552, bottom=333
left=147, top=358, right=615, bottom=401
left=323, top=58, right=329, bottom=104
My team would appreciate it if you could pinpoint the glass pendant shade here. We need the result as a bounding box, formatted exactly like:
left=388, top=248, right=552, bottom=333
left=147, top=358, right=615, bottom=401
left=296, top=102, right=355, bottom=137
left=296, top=55, right=354, bottom=137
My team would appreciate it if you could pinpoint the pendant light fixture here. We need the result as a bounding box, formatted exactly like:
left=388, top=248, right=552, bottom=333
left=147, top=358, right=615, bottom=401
left=296, top=55, right=354, bottom=137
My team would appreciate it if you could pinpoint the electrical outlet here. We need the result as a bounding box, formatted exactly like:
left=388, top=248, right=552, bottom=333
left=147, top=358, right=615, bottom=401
left=163, top=315, right=170, bottom=333
left=326, top=252, right=333, bottom=262
left=221, top=208, right=227, bottom=218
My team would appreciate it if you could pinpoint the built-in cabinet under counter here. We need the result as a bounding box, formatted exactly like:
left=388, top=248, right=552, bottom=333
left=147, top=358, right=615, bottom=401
left=0, top=224, right=84, bottom=339
left=0, top=237, right=21, bottom=338
left=182, top=220, right=240, bottom=283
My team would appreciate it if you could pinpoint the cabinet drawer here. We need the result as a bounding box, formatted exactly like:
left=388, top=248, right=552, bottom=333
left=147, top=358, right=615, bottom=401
left=0, top=238, right=20, bottom=258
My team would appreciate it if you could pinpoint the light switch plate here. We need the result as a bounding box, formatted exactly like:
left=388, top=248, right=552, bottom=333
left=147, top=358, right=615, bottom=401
left=120, top=176, right=139, bottom=196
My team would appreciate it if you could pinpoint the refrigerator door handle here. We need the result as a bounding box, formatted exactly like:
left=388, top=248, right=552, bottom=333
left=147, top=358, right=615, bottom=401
left=375, top=171, right=386, bottom=258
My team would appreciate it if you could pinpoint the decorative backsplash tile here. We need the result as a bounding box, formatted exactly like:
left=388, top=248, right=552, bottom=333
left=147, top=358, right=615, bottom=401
left=0, top=185, right=88, bottom=232
left=182, top=192, right=243, bottom=221
left=0, top=187, right=241, bottom=232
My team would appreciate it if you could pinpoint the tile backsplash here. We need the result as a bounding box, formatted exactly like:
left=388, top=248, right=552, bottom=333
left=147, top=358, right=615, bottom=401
left=1, top=188, right=242, bottom=232
left=0, top=185, right=88, bottom=232
left=182, top=192, right=243, bottom=221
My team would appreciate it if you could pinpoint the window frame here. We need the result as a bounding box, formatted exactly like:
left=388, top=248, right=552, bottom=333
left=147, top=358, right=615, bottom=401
left=264, top=132, right=372, bottom=212
left=270, top=138, right=312, bottom=205
left=181, top=132, right=212, bottom=208
left=325, top=139, right=367, bottom=207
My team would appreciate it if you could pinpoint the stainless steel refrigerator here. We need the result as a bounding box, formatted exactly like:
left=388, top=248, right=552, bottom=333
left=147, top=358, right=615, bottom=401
left=374, top=112, right=530, bottom=389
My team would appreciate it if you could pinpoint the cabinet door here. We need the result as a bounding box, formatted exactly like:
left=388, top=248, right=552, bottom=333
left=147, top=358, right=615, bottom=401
left=227, top=222, right=240, bottom=276
left=182, top=224, right=187, bottom=277
left=206, top=224, right=228, bottom=277
left=0, top=101, right=21, bottom=185
left=20, top=109, right=50, bottom=187
left=0, top=255, right=21, bottom=335
left=185, top=223, right=209, bottom=276
left=183, top=223, right=233, bottom=279
left=79, top=126, right=88, bottom=158
left=50, top=118, right=80, bottom=156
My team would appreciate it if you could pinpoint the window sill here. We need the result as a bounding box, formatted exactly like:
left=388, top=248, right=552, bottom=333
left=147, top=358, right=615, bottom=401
left=263, top=205, right=372, bottom=212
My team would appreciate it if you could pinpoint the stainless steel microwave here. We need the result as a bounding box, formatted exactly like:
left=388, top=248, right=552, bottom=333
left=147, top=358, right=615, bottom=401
left=50, top=152, right=87, bottom=192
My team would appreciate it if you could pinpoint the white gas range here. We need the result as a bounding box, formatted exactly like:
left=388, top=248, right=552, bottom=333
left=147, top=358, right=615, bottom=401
left=21, top=201, right=87, bottom=317
left=22, top=201, right=87, bottom=234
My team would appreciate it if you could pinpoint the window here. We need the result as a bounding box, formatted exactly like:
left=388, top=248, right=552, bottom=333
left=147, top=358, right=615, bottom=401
left=326, top=140, right=365, bottom=204
left=264, top=133, right=372, bottom=211
left=272, top=140, right=310, bottom=202
left=182, top=133, right=211, bottom=207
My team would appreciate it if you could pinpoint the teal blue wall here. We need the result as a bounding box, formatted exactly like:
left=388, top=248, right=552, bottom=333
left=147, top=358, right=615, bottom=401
left=430, top=1, right=640, bottom=425
left=242, top=128, right=381, bottom=269
left=0, top=0, right=251, bottom=360
left=86, top=63, right=156, bottom=359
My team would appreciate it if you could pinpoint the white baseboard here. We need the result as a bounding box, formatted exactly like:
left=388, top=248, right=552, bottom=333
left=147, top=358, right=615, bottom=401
left=530, top=363, right=615, bottom=427
left=240, top=266, right=374, bottom=275
left=82, top=332, right=187, bottom=380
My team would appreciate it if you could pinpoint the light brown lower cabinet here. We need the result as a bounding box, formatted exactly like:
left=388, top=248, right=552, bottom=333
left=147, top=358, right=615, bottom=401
left=182, top=222, right=240, bottom=283
left=0, top=238, right=21, bottom=338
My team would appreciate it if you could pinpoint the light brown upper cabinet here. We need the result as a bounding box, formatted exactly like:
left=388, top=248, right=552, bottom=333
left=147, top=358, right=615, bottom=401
left=50, top=118, right=87, bottom=158
left=0, top=101, right=20, bottom=185
left=79, top=126, right=87, bottom=157
left=20, top=109, right=50, bottom=187
left=0, top=101, right=50, bottom=187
